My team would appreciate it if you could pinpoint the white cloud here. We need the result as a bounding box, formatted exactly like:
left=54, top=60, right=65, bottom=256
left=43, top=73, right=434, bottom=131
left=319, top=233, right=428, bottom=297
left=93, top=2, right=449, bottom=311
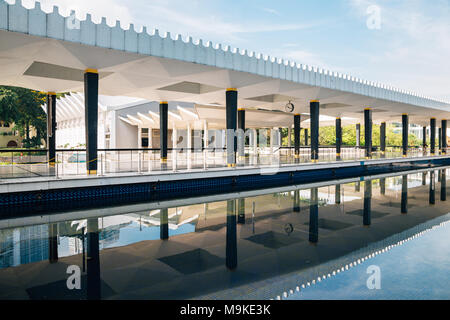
left=347, top=0, right=450, bottom=102
left=262, top=8, right=281, bottom=16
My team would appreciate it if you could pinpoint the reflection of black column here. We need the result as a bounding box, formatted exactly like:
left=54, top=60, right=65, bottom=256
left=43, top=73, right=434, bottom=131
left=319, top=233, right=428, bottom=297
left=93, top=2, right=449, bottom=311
left=237, top=109, right=245, bottom=159
left=46, top=93, right=56, bottom=167
left=294, top=114, right=301, bottom=158
left=237, top=198, right=246, bottom=224
left=160, top=102, right=168, bottom=163
left=363, top=181, right=372, bottom=226
left=430, top=171, right=436, bottom=204
left=355, top=181, right=361, bottom=192
left=423, top=126, right=427, bottom=151
left=304, top=129, right=308, bottom=146
left=336, top=118, right=342, bottom=160
left=160, top=208, right=169, bottom=240
left=380, top=178, right=386, bottom=195
left=442, top=120, right=447, bottom=154
left=335, top=184, right=341, bottom=204
left=402, top=114, right=409, bottom=157
left=310, top=101, right=320, bottom=162
left=431, top=118, right=436, bottom=155
left=309, top=188, right=319, bottom=244
left=422, top=172, right=427, bottom=186
left=365, top=109, right=372, bottom=159
left=401, top=175, right=408, bottom=214
left=226, top=200, right=237, bottom=270
left=380, top=122, right=386, bottom=154
left=293, top=190, right=300, bottom=212
left=85, top=70, right=99, bottom=175
left=226, top=89, right=238, bottom=167
left=48, top=223, right=58, bottom=263
left=356, top=124, right=361, bottom=147
left=87, top=218, right=101, bottom=300
left=441, top=170, right=446, bottom=201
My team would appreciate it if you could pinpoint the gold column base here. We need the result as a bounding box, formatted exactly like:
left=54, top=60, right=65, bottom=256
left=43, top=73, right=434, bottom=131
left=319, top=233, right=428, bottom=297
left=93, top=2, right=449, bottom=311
left=48, top=162, right=55, bottom=167
left=161, top=157, right=168, bottom=163
left=87, top=170, right=97, bottom=175
left=227, top=163, right=236, bottom=168
left=311, top=159, right=318, bottom=163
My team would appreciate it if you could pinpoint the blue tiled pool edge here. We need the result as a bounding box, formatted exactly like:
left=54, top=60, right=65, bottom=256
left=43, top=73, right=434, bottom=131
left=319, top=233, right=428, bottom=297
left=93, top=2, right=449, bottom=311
left=1, top=157, right=448, bottom=217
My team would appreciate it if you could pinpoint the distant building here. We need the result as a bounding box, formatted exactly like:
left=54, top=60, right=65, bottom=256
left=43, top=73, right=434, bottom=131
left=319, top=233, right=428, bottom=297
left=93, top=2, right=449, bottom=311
left=0, top=121, right=21, bottom=148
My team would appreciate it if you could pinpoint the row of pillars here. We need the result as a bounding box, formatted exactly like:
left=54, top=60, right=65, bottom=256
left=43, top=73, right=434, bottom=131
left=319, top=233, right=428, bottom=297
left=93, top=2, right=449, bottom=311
left=46, top=78, right=449, bottom=173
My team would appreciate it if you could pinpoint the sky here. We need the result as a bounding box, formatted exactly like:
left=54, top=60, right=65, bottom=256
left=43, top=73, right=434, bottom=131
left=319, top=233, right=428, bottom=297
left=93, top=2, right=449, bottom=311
left=13, top=0, right=450, bottom=102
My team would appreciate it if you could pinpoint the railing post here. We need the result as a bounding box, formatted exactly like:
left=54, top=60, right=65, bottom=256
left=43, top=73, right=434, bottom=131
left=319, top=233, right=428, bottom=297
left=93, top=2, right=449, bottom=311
left=56, top=154, right=59, bottom=179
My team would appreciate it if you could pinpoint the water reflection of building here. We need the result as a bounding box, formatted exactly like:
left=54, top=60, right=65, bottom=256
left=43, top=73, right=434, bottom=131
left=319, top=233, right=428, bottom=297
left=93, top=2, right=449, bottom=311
left=0, top=226, right=49, bottom=268
left=19, top=225, right=49, bottom=265
left=0, top=230, right=14, bottom=268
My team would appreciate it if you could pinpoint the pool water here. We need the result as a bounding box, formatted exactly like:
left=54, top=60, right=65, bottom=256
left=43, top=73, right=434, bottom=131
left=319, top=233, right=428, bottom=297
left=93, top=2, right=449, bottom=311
left=0, top=168, right=449, bottom=300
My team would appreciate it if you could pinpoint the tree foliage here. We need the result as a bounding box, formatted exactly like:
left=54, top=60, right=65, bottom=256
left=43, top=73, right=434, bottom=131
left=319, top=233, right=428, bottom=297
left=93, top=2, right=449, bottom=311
left=281, top=124, right=422, bottom=147
left=0, top=86, right=47, bottom=148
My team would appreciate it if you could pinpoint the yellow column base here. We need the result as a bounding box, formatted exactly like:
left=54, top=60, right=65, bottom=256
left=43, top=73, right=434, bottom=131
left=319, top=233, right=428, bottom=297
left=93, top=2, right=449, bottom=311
left=87, top=170, right=97, bottom=175
left=161, top=158, right=168, bottom=163
left=227, top=163, right=236, bottom=168
left=48, top=162, right=55, bottom=167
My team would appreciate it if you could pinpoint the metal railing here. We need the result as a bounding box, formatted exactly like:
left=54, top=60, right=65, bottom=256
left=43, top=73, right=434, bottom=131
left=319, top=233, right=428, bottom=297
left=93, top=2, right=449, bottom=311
left=0, top=145, right=446, bottom=180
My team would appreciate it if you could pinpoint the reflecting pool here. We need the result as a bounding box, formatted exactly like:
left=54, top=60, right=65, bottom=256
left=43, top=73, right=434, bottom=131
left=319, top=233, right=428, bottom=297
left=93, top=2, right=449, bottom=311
left=0, top=168, right=449, bottom=300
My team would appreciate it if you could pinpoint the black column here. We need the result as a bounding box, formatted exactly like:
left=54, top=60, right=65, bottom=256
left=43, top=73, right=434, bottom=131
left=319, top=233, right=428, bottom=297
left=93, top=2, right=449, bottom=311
left=226, top=200, right=237, bottom=269
left=336, top=118, right=342, bottom=160
left=237, top=109, right=245, bottom=159
left=364, top=109, right=372, bottom=159
left=355, top=181, right=361, bottom=192
left=356, top=123, right=361, bottom=147
left=309, top=187, right=319, bottom=244
left=159, top=102, right=168, bottom=163
left=160, top=208, right=169, bottom=240
left=310, top=100, right=320, bottom=162
left=401, top=175, right=408, bottom=214
left=363, top=181, right=372, bottom=226
left=402, top=114, right=408, bottom=157
left=380, top=122, right=386, bottom=154
left=226, top=89, right=238, bottom=167
left=48, top=223, right=58, bottom=263
left=46, top=93, right=56, bottom=167
left=423, top=126, right=427, bottom=152
left=442, top=120, right=447, bottom=155
left=84, top=70, right=99, bottom=175
left=238, top=198, right=246, bottom=224
left=441, top=169, right=446, bottom=201
left=439, top=127, right=442, bottom=154
left=430, top=171, right=436, bottom=204
left=431, top=118, right=436, bottom=155
left=335, top=184, right=341, bottom=205
left=87, top=218, right=101, bottom=300
left=294, top=114, right=301, bottom=158
left=304, top=129, right=309, bottom=146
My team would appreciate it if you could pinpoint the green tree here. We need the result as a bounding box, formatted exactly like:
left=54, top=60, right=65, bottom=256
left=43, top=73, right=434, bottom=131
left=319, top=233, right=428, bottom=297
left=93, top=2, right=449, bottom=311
left=280, top=124, right=421, bottom=147
left=0, top=86, right=47, bottom=148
